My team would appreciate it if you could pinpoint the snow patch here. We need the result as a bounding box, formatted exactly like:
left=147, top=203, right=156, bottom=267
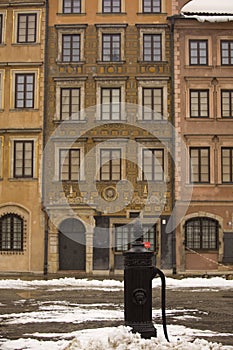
left=181, top=0, right=233, bottom=15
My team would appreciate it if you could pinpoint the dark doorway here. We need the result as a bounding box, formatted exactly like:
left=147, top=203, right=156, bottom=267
left=59, top=218, right=86, bottom=270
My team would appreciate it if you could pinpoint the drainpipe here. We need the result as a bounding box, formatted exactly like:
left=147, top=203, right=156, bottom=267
left=170, top=16, right=176, bottom=274
left=42, top=0, right=49, bottom=275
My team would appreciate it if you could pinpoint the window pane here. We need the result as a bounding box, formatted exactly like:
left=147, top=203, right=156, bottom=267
left=0, top=214, right=23, bottom=251
left=63, top=0, right=81, bottom=13
left=103, top=0, right=121, bottom=13
left=17, top=14, right=36, bottom=43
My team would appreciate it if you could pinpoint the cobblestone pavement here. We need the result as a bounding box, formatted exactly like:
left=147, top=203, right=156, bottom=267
left=0, top=279, right=233, bottom=347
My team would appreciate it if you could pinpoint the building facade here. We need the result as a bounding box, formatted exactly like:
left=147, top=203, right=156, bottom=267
left=44, top=0, right=174, bottom=275
left=0, top=0, right=46, bottom=273
left=171, top=0, right=233, bottom=273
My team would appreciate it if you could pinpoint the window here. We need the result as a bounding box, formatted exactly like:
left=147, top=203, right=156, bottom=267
left=142, top=88, right=163, bottom=120
left=17, top=13, right=37, bottom=43
left=114, top=224, right=156, bottom=252
left=143, top=0, right=161, bottom=13
left=190, top=90, right=209, bottom=118
left=102, top=34, right=121, bottom=62
left=190, top=147, right=210, bottom=183
left=60, top=88, right=80, bottom=120
left=185, top=217, right=218, bottom=250
left=62, top=34, right=80, bottom=62
left=221, top=90, right=233, bottom=118
left=142, top=149, right=164, bottom=181
left=15, top=73, right=35, bottom=109
left=222, top=148, right=233, bottom=183
left=101, top=88, right=121, bottom=120
left=100, top=149, right=121, bottom=180
left=102, top=0, right=121, bottom=13
left=13, top=141, right=34, bottom=178
left=0, top=14, right=2, bottom=44
left=63, top=0, right=81, bottom=13
left=221, top=40, right=233, bottom=65
left=189, top=40, right=208, bottom=65
left=59, top=149, right=80, bottom=181
left=0, top=214, right=23, bottom=251
left=143, top=34, right=162, bottom=62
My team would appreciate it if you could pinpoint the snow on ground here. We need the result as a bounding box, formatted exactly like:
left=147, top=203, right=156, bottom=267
left=0, top=277, right=232, bottom=349
left=0, top=276, right=232, bottom=290
left=0, top=325, right=233, bottom=350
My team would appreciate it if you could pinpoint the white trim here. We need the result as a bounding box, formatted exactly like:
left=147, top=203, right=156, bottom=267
left=97, top=26, right=126, bottom=62
left=12, top=10, right=42, bottom=44
left=57, top=27, right=85, bottom=63
left=139, top=27, right=166, bottom=62
left=9, top=137, right=38, bottom=179
left=0, top=69, right=4, bottom=110
left=0, top=136, right=3, bottom=179
left=0, top=10, right=7, bottom=45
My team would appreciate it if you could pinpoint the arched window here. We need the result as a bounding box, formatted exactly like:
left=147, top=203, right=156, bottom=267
left=0, top=214, right=23, bottom=251
left=184, top=217, right=218, bottom=250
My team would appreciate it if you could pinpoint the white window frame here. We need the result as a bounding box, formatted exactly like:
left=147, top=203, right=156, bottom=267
left=138, top=143, right=168, bottom=182
left=185, top=78, right=214, bottom=119
left=96, top=25, right=127, bottom=63
left=54, top=79, right=85, bottom=121
left=9, top=137, right=38, bottom=179
left=95, top=141, right=127, bottom=181
left=10, top=69, right=39, bottom=110
left=138, top=0, right=165, bottom=13
left=96, top=79, right=126, bottom=121
left=0, top=11, right=7, bottom=45
left=58, top=0, right=86, bottom=14
left=57, top=26, right=86, bottom=63
left=54, top=141, right=85, bottom=181
left=138, top=27, right=166, bottom=62
left=12, top=10, right=41, bottom=44
left=97, top=0, right=125, bottom=13
left=137, top=79, right=168, bottom=120
left=185, top=36, right=212, bottom=67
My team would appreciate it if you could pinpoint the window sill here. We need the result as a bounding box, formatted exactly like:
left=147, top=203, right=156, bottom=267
left=8, top=178, right=38, bottom=182
left=96, top=12, right=127, bottom=15
left=10, top=109, right=38, bottom=112
left=187, top=117, right=212, bottom=120
left=97, top=60, right=126, bottom=65
left=11, top=42, right=40, bottom=46
left=57, top=12, right=86, bottom=16
left=136, top=12, right=166, bottom=15
left=53, top=119, right=87, bottom=124
left=184, top=65, right=214, bottom=69
left=185, top=183, right=215, bottom=187
left=138, top=60, right=168, bottom=64
left=56, top=61, right=85, bottom=65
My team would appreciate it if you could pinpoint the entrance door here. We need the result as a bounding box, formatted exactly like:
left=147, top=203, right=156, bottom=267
left=59, top=218, right=86, bottom=270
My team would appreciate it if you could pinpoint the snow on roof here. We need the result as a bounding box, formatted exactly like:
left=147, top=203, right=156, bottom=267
left=181, top=0, right=233, bottom=15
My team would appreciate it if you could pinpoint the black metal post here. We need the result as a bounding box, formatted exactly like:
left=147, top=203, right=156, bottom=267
left=123, top=221, right=157, bottom=339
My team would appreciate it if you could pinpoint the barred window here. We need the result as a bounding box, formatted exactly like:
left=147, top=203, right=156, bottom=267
left=0, top=214, right=23, bottom=251
left=185, top=217, right=218, bottom=250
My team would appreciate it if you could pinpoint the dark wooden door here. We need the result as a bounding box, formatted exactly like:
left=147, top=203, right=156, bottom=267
left=59, top=218, right=86, bottom=270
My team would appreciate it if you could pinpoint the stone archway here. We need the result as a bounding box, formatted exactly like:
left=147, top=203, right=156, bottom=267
left=59, top=218, right=86, bottom=270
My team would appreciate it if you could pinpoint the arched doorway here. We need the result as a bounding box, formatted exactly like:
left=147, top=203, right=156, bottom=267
left=59, top=218, right=86, bottom=270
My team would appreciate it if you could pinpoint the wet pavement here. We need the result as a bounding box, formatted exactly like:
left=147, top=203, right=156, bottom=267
left=0, top=278, right=232, bottom=347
